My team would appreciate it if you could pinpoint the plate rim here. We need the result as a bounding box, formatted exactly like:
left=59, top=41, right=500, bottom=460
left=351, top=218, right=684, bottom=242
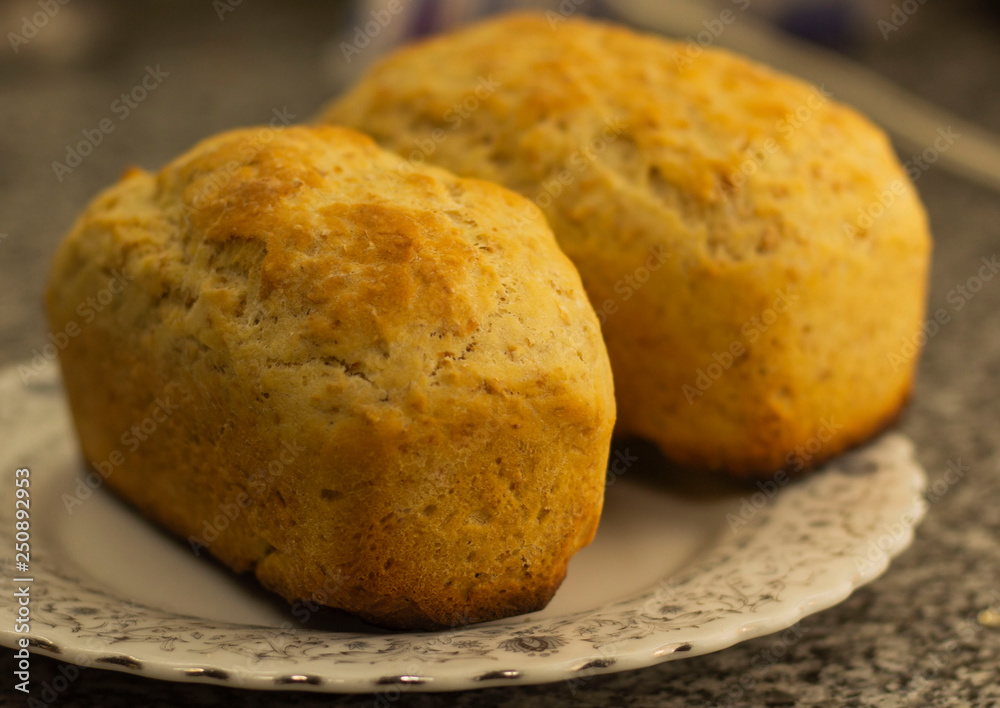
left=0, top=364, right=928, bottom=693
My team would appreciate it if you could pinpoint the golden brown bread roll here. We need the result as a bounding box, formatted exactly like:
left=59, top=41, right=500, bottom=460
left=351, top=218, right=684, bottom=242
left=46, top=124, right=616, bottom=629
left=321, top=12, right=933, bottom=478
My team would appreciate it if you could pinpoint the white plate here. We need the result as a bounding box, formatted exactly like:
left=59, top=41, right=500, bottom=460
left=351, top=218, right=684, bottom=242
left=0, top=364, right=926, bottom=693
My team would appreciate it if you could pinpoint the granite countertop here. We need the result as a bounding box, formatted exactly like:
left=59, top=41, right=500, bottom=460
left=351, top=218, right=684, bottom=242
left=1, top=1, right=998, bottom=706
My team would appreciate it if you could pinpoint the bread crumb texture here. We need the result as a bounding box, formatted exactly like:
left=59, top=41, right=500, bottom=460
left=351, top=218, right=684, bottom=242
left=322, top=12, right=932, bottom=477
left=45, top=124, right=616, bottom=629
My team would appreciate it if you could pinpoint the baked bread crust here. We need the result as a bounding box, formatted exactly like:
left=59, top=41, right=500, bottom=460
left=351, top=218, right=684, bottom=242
left=321, top=12, right=933, bottom=477
left=46, top=124, right=616, bottom=629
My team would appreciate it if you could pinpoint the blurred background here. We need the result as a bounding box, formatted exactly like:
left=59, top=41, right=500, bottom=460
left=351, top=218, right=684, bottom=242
left=1, top=0, right=1000, bottom=364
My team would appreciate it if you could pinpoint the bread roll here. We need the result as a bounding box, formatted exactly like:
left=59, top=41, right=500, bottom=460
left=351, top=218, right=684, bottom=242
left=321, top=13, right=932, bottom=477
left=46, top=124, right=616, bottom=629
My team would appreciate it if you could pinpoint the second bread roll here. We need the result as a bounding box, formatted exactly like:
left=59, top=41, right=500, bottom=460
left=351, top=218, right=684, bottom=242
left=322, top=12, right=932, bottom=477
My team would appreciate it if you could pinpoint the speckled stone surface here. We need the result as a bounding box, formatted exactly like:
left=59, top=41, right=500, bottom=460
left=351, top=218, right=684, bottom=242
left=1, top=1, right=999, bottom=706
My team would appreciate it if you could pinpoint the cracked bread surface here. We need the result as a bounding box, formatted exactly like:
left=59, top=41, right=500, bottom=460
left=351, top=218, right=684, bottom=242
left=45, top=124, right=616, bottom=629
left=321, top=12, right=932, bottom=477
